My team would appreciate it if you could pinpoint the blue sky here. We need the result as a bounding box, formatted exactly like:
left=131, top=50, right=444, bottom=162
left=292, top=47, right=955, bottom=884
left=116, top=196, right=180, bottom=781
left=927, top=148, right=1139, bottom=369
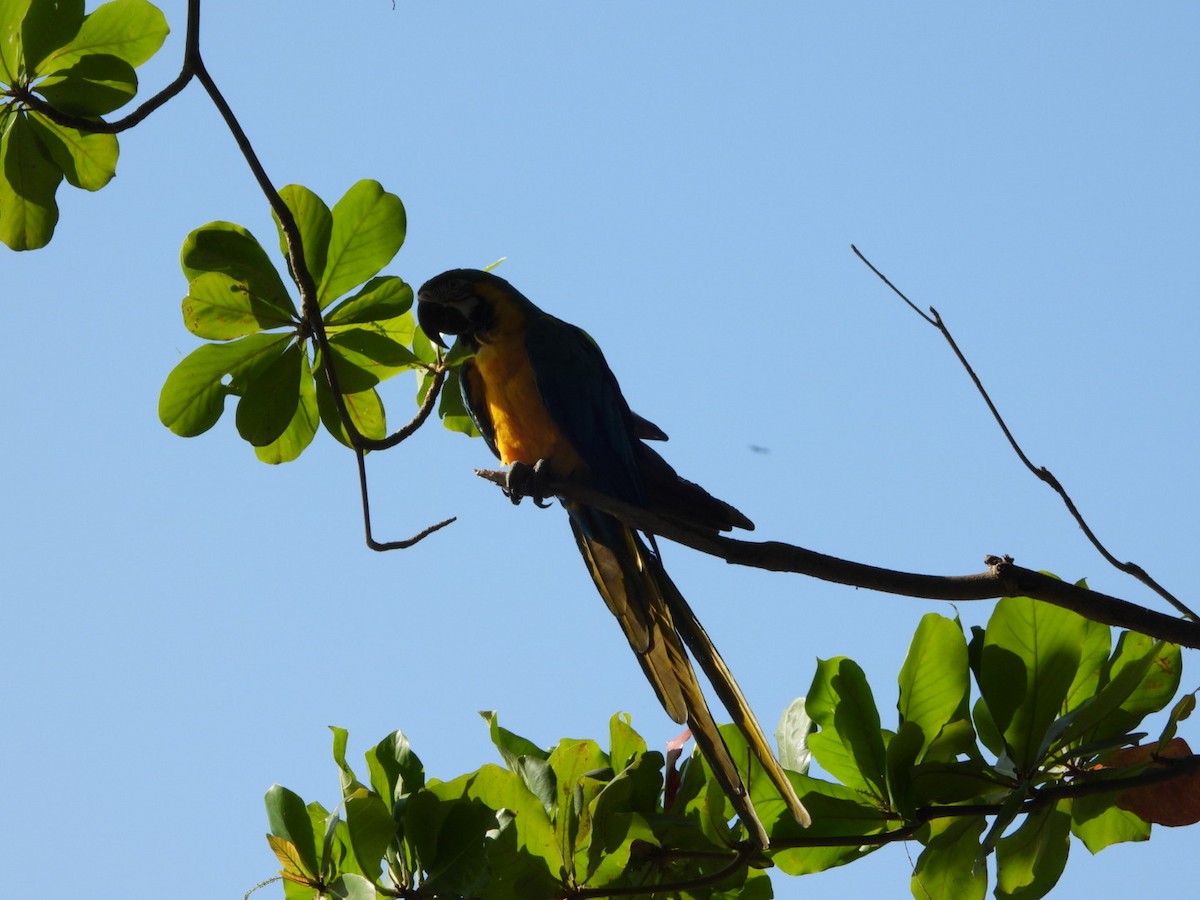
left=3, top=2, right=1197, bottom=898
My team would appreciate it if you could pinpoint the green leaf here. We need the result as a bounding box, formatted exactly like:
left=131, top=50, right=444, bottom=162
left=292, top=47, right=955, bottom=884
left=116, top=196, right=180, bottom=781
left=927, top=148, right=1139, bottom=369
left=899, top=613, right=969, bottom=756
left=1052, top=637, right=1167, bottom=752
left=466, top=763, right=562, bottom=880
left=910, top=815, right=987, bottom=900
left=481, top=710, right=550, bottom=772
left=21, top=0, right=83, bottom=74
left=38, top=0, right=168, bottom=74
left=325, top=276, right=413, bottom=326
left=435, top=367, right=481, bottom=437
left=0, top=111, right=61, bottom=250
left=180, top=221, right=296, bottom=322
left=366, top=729, right=424, bottom=806
left=1106, top=633, right=1181, bottom=725
left=313, top=363, right=386, bottom=446
left=1070, top=792, right=1150, bottom=853
left=769, top=774, right=891, bottom=874
left=343, top=789, right=396, bottom=883
left=234, top=340, right=302, bottom=446
left=35, top=52, right=136, bottom=115
left=254, top=351, right=318, bottom=463
left=25, top=112, right=117, bottom=190
left=805, top=657, right=887, bottom=799
left=0, top=0, right=34, bottom=82
left=158, top=333, right=290, bottom=436
left=995, top=801, right=1071, bottom=900
left=607, top=712, right=647, bottom=775
left=275, top=183, right=332, bottom=291
left=1063, top=617, right=1111, bottom=715
left=979, top=596, right=1084, bottom=771
left=328, top=873, right=377, bottom=900
left=319, top=179, right=406, bottom=307
left=885, top=719, right=924, bottom=816
left=265, top=784, right=320, bottom=879
left=182, top=271, right=295, bottom=340
left=327, top=324, right=418, bottom=391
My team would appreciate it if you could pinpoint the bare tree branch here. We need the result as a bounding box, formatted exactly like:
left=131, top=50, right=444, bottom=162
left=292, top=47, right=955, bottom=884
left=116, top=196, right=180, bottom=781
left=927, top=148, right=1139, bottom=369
left=851, top=244, right=1196, bottom=622
left=475, top=469, right=1200, bottom=648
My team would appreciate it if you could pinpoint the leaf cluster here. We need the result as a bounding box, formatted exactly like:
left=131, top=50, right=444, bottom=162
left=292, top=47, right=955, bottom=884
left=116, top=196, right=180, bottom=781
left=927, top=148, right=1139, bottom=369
left=262, top=593, right=1190, bottom=900
left=156, top=180, right=437, bottom=463
left=0, top=0, right=168, bottom=249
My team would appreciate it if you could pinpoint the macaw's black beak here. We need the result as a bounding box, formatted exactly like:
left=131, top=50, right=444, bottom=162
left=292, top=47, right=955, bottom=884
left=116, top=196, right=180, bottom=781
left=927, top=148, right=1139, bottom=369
left=416, top=296, right=469, bottom=349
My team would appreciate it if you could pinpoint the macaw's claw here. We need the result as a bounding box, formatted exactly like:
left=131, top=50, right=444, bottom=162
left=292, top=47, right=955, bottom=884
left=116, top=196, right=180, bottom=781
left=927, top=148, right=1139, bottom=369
left=505, top=459, right=553, bottom=508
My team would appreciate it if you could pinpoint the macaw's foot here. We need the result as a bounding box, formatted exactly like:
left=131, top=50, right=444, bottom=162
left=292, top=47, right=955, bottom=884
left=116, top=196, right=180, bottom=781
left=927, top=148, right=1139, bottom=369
left=505, top=459, right=553, bottom=508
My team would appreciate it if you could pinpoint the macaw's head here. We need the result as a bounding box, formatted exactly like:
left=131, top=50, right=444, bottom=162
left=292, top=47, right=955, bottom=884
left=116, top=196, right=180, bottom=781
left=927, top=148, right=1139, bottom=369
left=417, top=268, right=525, bottom=349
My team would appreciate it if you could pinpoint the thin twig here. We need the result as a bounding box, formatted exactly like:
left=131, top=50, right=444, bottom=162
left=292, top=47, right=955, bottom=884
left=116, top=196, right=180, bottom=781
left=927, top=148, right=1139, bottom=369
left=851, top=244, right=1196, bottom=621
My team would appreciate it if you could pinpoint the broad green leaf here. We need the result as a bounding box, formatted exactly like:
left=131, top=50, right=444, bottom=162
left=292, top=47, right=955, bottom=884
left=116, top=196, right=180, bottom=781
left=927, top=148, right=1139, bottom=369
left=769, top=774, right=890, bottom=874
left=908, top=758, right=1004, bottom=808
left=1063, top=616, right=1111, bottom=715
left=35, top=52, right=135, bottom=114
left=180, top=221, right=296, bottom=321
left=547, top=739, right=607, bottom=877
left=482, top=710, right=550, bottom=772
left=979, top=596, right=1084, bottom=771
left=275, top=183, right=332, bottom=291
left=805, top=656, right=887, bottom=799
left=265, top=785, right=320, bottom=879
left=1070, top=792, right=1150, bottom=853
left=1053, top=637, right=1166, bottom=751
left=158, top=333, right=289, bottom=436
left=995, top=801, right=1071, bottom=900
left=328, top=873, right=377, bottom=900
left=329, top=726, right=364, bottom=796
left=436, top=367, right=480, bottom=437
left=234, top=340, right=302, bottom=446
left=39, top=0, right=168, bottom=74
left=607, top=712, right=646, bottom=775
left=0, top=0, right=33, bottom=82
left=466, top=763, right=562, bottom=879
left=327, top=325, right=418, bottom=391
left=1158, top=690, right=1197, bottom=746
left=254, top=352, right=317, bottom=463
left=314, top=365, right=386, bottom=447
left=899, top=613, right=969, bottom=756
left=343, top=789, right=396, bottom=883
left=182, top=271, right=295, bottom=340
left=320, top=179, right=406, bottom=306
left=22, top=0, right=84, bottom=74
left=366, top=729, right=424, bottom=806
left=418, top=795, right=494, bottom=896
left=910, top=815, right=987, bottom=900
left=884, top=719, right=924, bottom=816
left=0, top=111, right=61, bottom=249
left=1106, top=633, right=1181, bottom=724
left=325, top=276, right=413, bottom=326
left=26, top=113, right=116, bottom=189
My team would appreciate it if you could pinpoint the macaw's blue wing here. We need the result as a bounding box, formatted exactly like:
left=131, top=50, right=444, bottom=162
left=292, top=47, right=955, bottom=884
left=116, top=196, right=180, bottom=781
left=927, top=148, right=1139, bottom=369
left=523, top=311, right=646, bottom=506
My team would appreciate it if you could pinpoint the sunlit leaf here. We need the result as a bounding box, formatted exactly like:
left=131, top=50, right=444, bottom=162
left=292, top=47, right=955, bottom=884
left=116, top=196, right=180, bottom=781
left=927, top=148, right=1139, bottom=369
left=158, top=333, right=290, bottom=436
left=320, top=179, right=406, bottom=306
left=265, top=784, right=320, bottom=880
left=275, top=182, right=332, bottom=291
left=607, top=712, right=647, bottom=775
left=20, top=0, right=83, bottom=74
left=899, top=613, right=969, bottom=756
left=234, top=338, right=302, bottom=446
left=35, top=52, right=136, bottom=114
left=253, top=351, right=317, bottom=463
left=180, top=221, right=296, bottom=321
left=38, top=0, right=168, bottom=74
left=0, top=112, right=61, bottom=249
left=911, top=815, right=987, bottom=900
left=0, top=0, right=34, bottom=82
left=325, top=275, right=413, bottom=325
left=1070, top=792, right=1150, bottom=853
left=313, top=364, right=386, bottom=447
left=769, top=774, right=890, bottom=874
left=805, top=656, right=887, bottom=799
left=994, top=800, right=1071, bottom=900
left=979, top=596, right=1084, bottom=770
left=366, top=729, right=424, bottom=806
left=25, top=112, right=116, bottom=189
left=182, top=271, right=295, bottom=340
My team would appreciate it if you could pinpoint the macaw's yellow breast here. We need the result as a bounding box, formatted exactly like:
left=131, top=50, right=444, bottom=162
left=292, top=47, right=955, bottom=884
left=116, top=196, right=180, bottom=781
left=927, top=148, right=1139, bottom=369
left=470, top=329, right=584, bottom=476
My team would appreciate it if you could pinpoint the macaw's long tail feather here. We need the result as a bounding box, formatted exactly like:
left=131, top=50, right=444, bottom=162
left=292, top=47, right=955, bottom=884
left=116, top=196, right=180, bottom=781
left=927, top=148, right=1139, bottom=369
left=651, top=560, right=814, bottom=829
left=567, top=504, right=808, bottom=847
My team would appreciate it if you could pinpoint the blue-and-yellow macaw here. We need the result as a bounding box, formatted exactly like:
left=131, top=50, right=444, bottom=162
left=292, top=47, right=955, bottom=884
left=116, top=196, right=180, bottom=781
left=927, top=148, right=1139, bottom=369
left=416, top=268, right=810, bottom=846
